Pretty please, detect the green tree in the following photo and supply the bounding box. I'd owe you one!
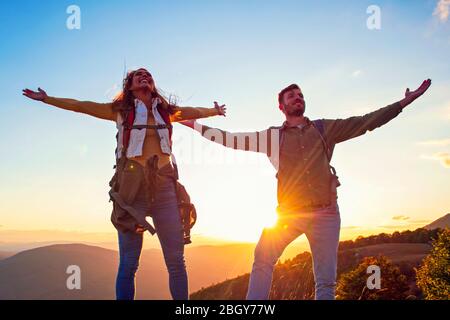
[336,256,409,300]
[416,229,450,300]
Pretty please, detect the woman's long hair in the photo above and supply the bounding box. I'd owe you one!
[111,69,176,115]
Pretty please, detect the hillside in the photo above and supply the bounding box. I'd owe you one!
[0,251,16,261]
[190,227,441,300]
[0,215,446,299]
[424,213,450,230]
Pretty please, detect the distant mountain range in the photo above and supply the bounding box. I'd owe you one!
[0,243,257,299]
[424,213,450,230]
[0,214,447,300]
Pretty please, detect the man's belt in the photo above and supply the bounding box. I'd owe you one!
[303,203,332,211]
[278,202,334,215]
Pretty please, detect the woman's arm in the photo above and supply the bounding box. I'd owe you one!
[169,101,226,122]
[23,88,116,121]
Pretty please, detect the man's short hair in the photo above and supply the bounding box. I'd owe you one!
[278,84,300,106]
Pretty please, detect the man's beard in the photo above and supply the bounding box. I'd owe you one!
[287,107,305,117]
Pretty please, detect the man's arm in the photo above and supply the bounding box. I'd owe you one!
[323,79,432,144]
[322,101,404,144]
[23,88,116,121]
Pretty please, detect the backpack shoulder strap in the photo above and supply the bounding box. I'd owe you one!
[156,103,173,140]
[118,106,136,160]
[312,119,331,162]
[312,119,325,137]
[312,119,338,176]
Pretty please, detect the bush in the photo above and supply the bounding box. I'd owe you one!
[416,229,450,300]
[336,255,409,300]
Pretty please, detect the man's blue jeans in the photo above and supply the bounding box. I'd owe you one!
[246,205,341,300]
[116,177,188,300]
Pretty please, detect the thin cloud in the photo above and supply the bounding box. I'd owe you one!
[421,152,450,168]
[378,220,431,230]
[351,70,362,78]
[377,225,409,230]
[392,215,410,221]
[417,138,450,146]
[435,152,450,167]
[434,0,450,22]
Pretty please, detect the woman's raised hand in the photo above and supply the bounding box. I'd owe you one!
[214,101,227,116]
[22,87,48,101]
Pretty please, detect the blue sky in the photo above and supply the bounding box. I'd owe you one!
[0,0,449,242]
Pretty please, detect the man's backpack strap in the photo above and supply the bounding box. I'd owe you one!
[312,119,325,137]
[312,119,338,177]
[312,119,331,162]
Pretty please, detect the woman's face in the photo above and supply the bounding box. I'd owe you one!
[129,68,155,92]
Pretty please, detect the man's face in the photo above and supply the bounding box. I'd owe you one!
[281,88,306,117]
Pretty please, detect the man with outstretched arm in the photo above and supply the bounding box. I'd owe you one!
[181,79,432,300]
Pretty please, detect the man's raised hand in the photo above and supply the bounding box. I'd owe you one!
[400,79,432,108]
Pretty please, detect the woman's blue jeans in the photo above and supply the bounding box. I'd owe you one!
[115,176,188,300]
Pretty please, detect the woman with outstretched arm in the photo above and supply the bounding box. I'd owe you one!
[23,68,226,300]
